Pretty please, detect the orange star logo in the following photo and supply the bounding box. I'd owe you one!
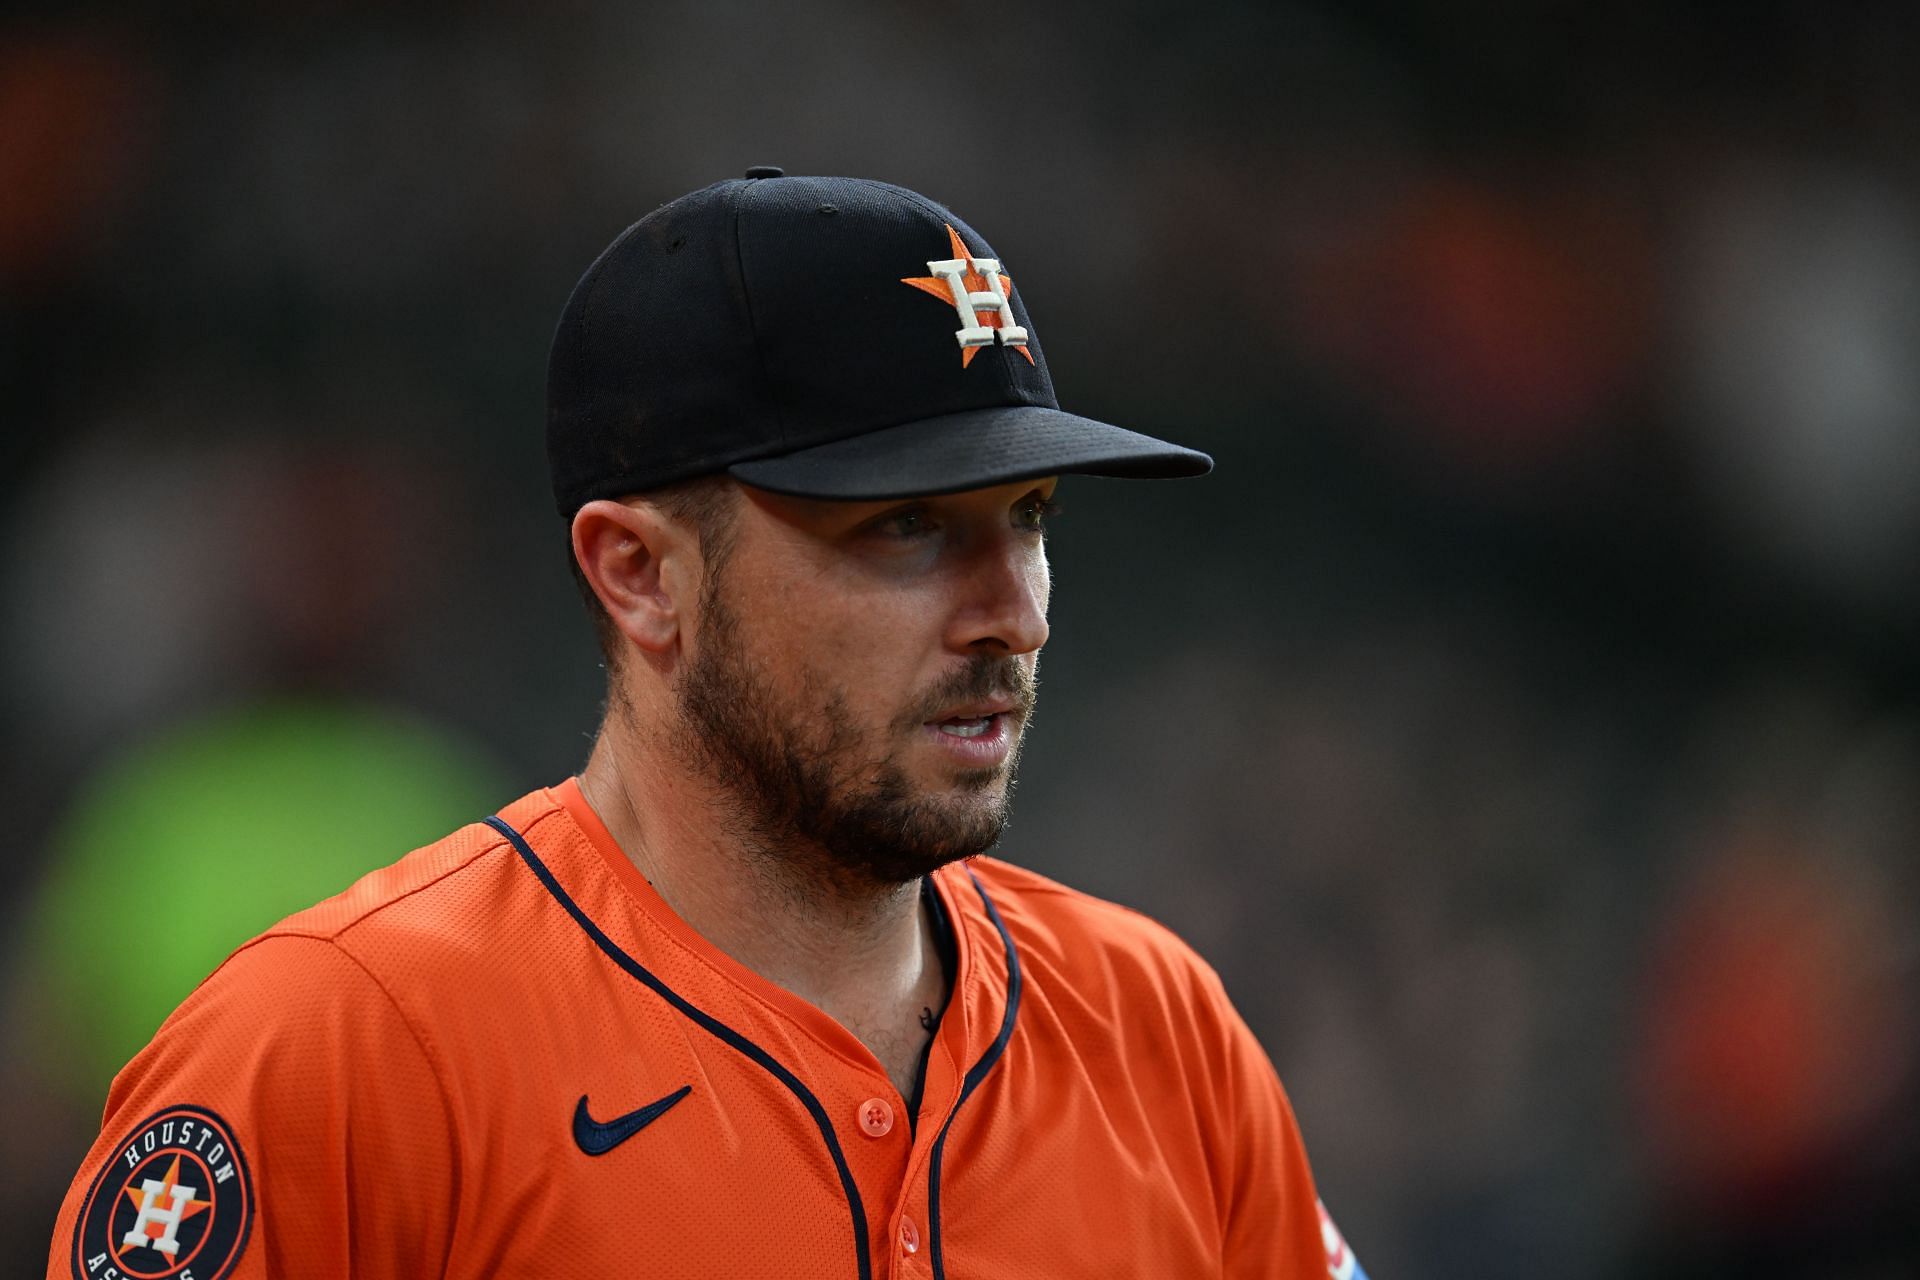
[901,224,1036,368]
[116,1153,212,1262]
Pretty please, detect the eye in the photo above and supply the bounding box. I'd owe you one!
[870,504,937,539]
[1013,494,1063,535]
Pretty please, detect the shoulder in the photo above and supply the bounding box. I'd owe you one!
[139,806,542,1076]
[255,814,523,949]
[203,798,560,1006]
[962,856,1235,1024]
[966,856,1220,970]
[86,806,563,1162]
[957,858,1322,1238]
[77,936,465,1280]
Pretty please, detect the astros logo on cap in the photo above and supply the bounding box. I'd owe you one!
[901,224,1036,367]
[70,1105,254,1280]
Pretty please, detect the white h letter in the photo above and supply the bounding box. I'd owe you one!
[122,1178,200,1256]
[925,255,1028,350]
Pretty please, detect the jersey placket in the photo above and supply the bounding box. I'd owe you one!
[901,866,1022,1280]
[844,866,983,1278]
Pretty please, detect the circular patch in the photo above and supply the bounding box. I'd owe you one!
[70,1105,254,1280]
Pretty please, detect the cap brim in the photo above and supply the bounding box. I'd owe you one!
[726,405,1212,500]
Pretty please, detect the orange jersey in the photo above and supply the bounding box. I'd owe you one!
[50,780,1350,1279]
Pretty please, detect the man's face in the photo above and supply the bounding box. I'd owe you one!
[667,478,1057,888]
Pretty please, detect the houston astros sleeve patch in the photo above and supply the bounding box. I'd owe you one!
[69,1105,254,1280]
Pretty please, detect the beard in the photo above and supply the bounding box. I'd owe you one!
[668,579,1036,889]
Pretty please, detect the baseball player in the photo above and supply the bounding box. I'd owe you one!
[49,170,1368,1279]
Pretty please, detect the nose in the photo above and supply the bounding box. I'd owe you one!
[948,534,1050,657]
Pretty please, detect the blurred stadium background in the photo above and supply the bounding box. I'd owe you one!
[4,2,1918,1275]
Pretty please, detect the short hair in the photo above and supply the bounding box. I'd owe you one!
[566,474,740,676]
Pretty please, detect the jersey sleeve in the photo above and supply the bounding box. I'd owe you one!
[1196,967,1351,1279]
[46,934,458,1280]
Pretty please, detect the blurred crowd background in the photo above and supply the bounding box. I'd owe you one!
[5,2,1918,1276]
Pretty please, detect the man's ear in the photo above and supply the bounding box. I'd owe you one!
[571,499,696,655]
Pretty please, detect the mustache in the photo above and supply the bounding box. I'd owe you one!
[899,654,1037,729]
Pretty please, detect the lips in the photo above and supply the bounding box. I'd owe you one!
[927,701,1018,739]
[934,714,998,739]
[907,656,1035,761]
[921,708,1015,765]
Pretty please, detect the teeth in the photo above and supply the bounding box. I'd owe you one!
[938,717,991,739]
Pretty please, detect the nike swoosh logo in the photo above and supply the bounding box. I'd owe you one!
[573,1085,692,1156]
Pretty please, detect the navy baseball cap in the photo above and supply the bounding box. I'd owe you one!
[545,168,1212,515]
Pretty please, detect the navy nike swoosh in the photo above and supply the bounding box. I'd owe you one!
[573,1085,692,1156]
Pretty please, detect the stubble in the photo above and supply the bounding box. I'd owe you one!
[669,579,1037,890]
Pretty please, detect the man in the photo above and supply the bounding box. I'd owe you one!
[49,170,1366,1279]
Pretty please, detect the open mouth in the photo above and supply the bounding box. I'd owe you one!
[934,714,998,739]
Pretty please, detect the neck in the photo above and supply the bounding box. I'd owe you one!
[576,715,944,1045]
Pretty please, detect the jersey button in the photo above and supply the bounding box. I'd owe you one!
[899,1215,920,1255]
[857,1097,894,1138]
